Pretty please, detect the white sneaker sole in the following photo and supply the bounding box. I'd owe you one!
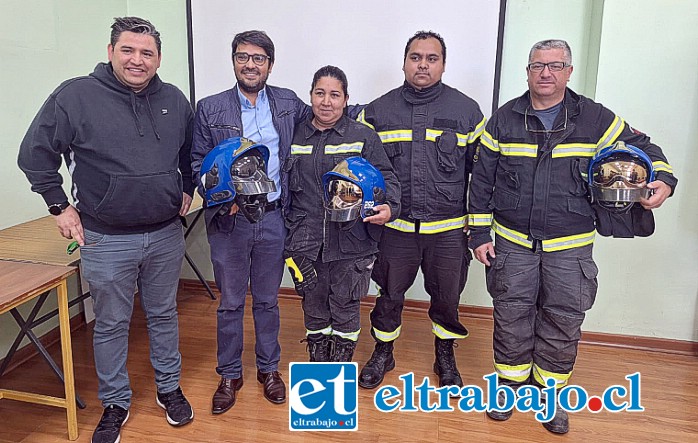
[156,395,194,426]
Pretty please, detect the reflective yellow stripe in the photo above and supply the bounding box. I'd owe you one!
[469,117,487,144]
[373,325,401,342]
[291,144,313,155]
[385,218,416,232]
[333,329,361,342]
[425,126,483,147]
[542,230,595,252]
[652,161,673,174]
[500,143,538,157]
[325,142,364,154]
[285,257,304,282]
[481,130,499,153]
[532,364,572,388]
[494,361,533,383]
[357,109,374,130]
[492,220,533,248]
[425,128,443,142]
[493,220,596,252]
[379,130,412,143]
[552,143,597,158]
[386,216,466,234]
[306,326,333,336]
[419,216,466,234]
[432,322,468,339]
[468,213,493,227]
[596,115,625,149]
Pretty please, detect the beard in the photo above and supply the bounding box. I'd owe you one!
[236,68,268,95]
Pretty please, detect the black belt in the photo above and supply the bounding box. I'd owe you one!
[264,199,282,212]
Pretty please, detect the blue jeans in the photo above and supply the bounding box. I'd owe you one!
[207,209,285,378]
[80,220,185,409]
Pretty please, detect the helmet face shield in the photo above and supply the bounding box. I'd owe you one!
[588,141,655,210]
[322,157,387,222]
[231,152,276,195]
[326,178,363,222]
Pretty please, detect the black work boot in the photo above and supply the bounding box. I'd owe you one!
[301,333,334,362]
[433,337,463,387]
[486,380,524,421]
[542,394,569,434]
[331,336,357,362]
[358,340,395,389]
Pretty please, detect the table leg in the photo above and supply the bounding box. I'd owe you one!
[57,279,78,441]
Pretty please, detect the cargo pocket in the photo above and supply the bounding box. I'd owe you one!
[435,131,459,172]
[339,222,369,254]
[485,252,509,300]
[350,256,375,300]
[571,158,590,196]
[283,156,303,192]
[579,257,599,311]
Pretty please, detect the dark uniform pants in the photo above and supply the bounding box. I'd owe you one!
[302,254,375,340]
[370,227,470,342]
[487,236,599,386]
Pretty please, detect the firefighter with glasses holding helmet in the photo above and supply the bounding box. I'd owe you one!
[284,66,400,362]
[467,39,677,434]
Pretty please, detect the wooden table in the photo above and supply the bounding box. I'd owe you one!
[0,260,78,440]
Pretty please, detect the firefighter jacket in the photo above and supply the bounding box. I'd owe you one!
[358,81,485,234]
[284,115,401,262]
[467,88,678,252]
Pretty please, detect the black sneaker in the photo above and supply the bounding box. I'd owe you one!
[156,386,194,426]
[92,405,129,443]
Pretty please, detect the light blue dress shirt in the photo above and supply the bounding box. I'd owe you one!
[237,87,281,202]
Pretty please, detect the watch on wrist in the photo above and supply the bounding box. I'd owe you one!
[48,201,70,216]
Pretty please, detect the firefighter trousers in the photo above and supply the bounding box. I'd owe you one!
[487,236,599,385]
[370,227,470,342]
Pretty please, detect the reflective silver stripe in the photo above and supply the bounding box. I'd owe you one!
[379,130,412,143]
[385,218,416,232]
[324,142,364,154]
[596,115,625,149]
[652,161,673,174]
[419,216,466,234]
[306,326,333,336]
[532,363,571,388]
[291,144,313,155]
[481,130,499,152]
[357,109,374,130]
[492,220,533,248]
[552,143,597,158]
[373,325,401,342]
[333,329,360,342]
[500,143,538,157]
[494,361,532,383]
[432,322,468,339]
[542,230,595,252]
[468,213,493,227]
[469,117,487,143]
[425,128,443,142]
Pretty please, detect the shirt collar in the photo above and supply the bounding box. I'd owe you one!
[236,85,268,108]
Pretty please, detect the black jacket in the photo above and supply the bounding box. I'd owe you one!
[285,115,401,262]
[18,62,194,234]
[468,89,678,250]
[358,81,485,233]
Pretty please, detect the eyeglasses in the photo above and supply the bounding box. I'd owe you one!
[527,61,570,72]
[233,52,270,66]
[524,106,568,133]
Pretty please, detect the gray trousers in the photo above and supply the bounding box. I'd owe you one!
[487,236,598,384]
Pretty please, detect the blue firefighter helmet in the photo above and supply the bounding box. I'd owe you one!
[199,137,276,222]
[588,140,655,212]
[322,156,386,222]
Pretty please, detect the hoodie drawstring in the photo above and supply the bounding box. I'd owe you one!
[130,93,144,136]
[145,93,161,140]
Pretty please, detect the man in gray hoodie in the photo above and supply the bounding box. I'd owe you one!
[18,16,194,443]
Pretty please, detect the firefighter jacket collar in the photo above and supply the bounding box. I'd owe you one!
[300,112,349,139]
[401,80,444,104]
[511,88,583,122]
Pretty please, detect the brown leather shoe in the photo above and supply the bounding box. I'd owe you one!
[212,376,243,414]
[256,370,286,404]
